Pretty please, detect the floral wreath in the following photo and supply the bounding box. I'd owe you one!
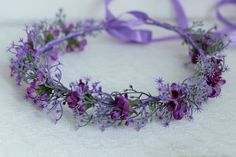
[8,0,229,131]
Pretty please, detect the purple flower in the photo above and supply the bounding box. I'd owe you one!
[61,23,74,33]
[26,71,49,100]
[10,59,17,77]
[190,49,200,64]
[165,83,188,120]
[50,52,59,61]
[78,79,87,92]
[27,81,38,99]
[166,100,188,120]
[66,45,75,52]
[207,69,226,97]
[26,81,51,100]
[60,22,88,53]
[69,80,88,93]
[65,39,88,52]
[202,36,211,50]
[169,83,182,99]
[190,35,212,64]
[79,39,87,51]
[49,26,60,36]
[66,91,79,108]
[111,94,131,120]
[37,70,45,82]
[65,91,85,112]
[206,58,226,97]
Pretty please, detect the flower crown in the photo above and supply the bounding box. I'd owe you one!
[8,1,229,131]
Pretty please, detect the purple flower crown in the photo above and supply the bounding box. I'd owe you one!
[8,9,229,131]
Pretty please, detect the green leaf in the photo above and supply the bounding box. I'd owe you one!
[83,93,95,109]
[67,38,80,47]
[35,85,52,96]
[45,32,55,44]
[129,99,139,107]
[24,54,35,62]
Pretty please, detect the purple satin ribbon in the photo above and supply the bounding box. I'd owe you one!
[216,0,236,45]
[39,0,235,55]
[171,0,188,28]
[105,0,236,45]
[104,0,188,44]
[105,0,153,43]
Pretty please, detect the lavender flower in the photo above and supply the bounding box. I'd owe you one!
[160,83,188,120]
[111,94,131,120]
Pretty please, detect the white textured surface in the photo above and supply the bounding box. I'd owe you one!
[0,22,236,157]
[0,0,235,23]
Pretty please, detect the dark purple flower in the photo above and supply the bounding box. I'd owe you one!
[26,80,52,100]
[165,83,188,120]
[173,103,188,120]
[206,58,226,97]
[66,91,80,108]
[61,23,74,33]
[190,49,200,64]
[166,100,188,120]
[49,26,60,36]
[111,94,131,120]
[170,83,182,99]
[78,80,86,92]
[202,36,211,50]
[66,91,85,112]
[190,35,212,64]
[207,71,226,97]
[67,79,89,109]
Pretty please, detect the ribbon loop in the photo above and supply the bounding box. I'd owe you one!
[104,0,153,43]
[216,0,236,45]
[216,0,236,29]
[104,0,188,44]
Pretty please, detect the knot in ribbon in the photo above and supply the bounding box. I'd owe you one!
[104,0,188,44]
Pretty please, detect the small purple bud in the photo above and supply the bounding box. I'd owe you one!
[66,91,81,109]
[79,39,87,51]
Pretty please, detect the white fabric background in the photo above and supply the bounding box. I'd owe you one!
[0,22,236,157]
[0,0,235,23]
[0,1,236,157]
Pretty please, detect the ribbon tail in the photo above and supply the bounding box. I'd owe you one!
[152,35,181,42]
[105,0,115,20]
[215,0,236,46]
[216,0,236,28]
[171,0,188,28]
